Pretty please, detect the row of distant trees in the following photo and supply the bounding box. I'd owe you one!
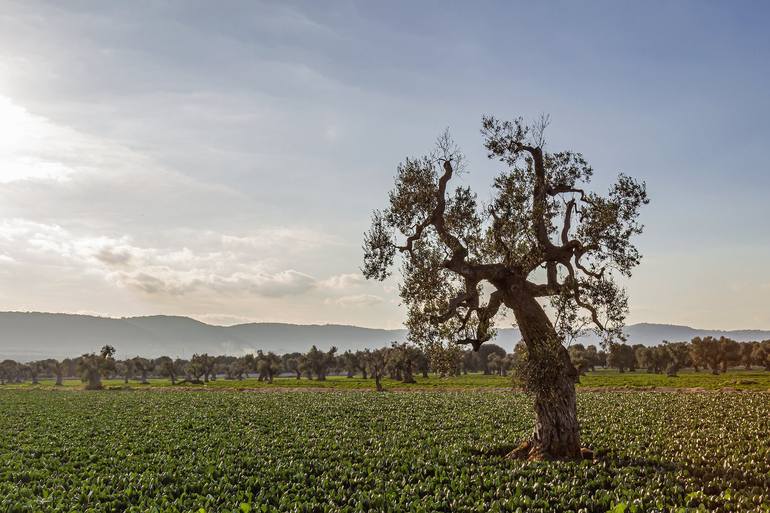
[598,337,770,376]
[0,342,512,391]
[1,337,768,390]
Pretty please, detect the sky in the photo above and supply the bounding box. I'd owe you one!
[0,0,768,330]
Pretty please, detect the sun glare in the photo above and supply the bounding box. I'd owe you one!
[0,95,74,183]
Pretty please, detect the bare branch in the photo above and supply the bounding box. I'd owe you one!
[531,113,551,149]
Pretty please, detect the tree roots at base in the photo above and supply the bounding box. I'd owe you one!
[505,440,595,462]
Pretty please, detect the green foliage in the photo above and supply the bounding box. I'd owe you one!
[363,117,648,360]
[511,338,570,393]
[0,390,768,512]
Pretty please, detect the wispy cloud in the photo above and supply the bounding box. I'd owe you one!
[325,294,383,307]
[318,273,365,290]
[0,219,322,298]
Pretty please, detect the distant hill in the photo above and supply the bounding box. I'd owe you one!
[621,323,770,347]
[0,312,768,361]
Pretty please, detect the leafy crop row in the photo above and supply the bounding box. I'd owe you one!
[0,390,767,512]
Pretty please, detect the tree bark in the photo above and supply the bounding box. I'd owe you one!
[86,370,102,390]
[506,288,581,460]
[530,363,581,460]
[402,365,416,384]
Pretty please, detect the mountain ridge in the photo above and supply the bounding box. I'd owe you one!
[1,311,768,361]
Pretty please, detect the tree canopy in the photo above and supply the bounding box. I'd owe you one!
[364,116,648,356]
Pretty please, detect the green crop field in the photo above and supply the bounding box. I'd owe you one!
[0,390,768,512]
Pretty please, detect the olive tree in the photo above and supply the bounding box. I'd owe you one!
[77,345,116,390]
[607,343,636,373]
[155,356,181,384]
[256,351,282,383]
[0,360,21,384]
[28,361,47,384]
[190,353,216,383]
[340,350,359,378]
[567,344,592,375]
[366,348,388,392]
[284,356,303,379]
[363,116,648,460]
[186,355,206,383]
[131,357,153,384]
[303,345,337,381]
[352,351,368,379]
[387,342,420,383]
[691,336,721,374]
[718,337,741,372]
[752,340,770,370]
[740,342,757,370]
[47,359,66,386]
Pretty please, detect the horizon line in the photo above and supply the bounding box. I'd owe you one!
[2,310,770,333]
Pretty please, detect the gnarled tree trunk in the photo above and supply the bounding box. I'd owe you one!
[402,364,416,384]
[85,370,102,390]
[507,289,581,461]
[529,349,581,460]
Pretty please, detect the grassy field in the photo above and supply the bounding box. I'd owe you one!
[0,390,768,512]
[9,368,770,391]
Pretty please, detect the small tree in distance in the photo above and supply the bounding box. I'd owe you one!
[752,341,770,370]
[607,343,636,373]
[303,345,337,381]
[367,348,388,392]
[363,116,648,460]
[690,337,721,375]
[78,345,116,390]
[47,359,65,386]
[156,356,180,385]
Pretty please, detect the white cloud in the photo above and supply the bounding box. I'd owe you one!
[108,269,315,297]
[220,228,341,253]
[0,218,319,298]
[194,313,258,326]
[318,272,364,290]
[325,294,383,307]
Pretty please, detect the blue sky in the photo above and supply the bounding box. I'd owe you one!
[0,1,768,329]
